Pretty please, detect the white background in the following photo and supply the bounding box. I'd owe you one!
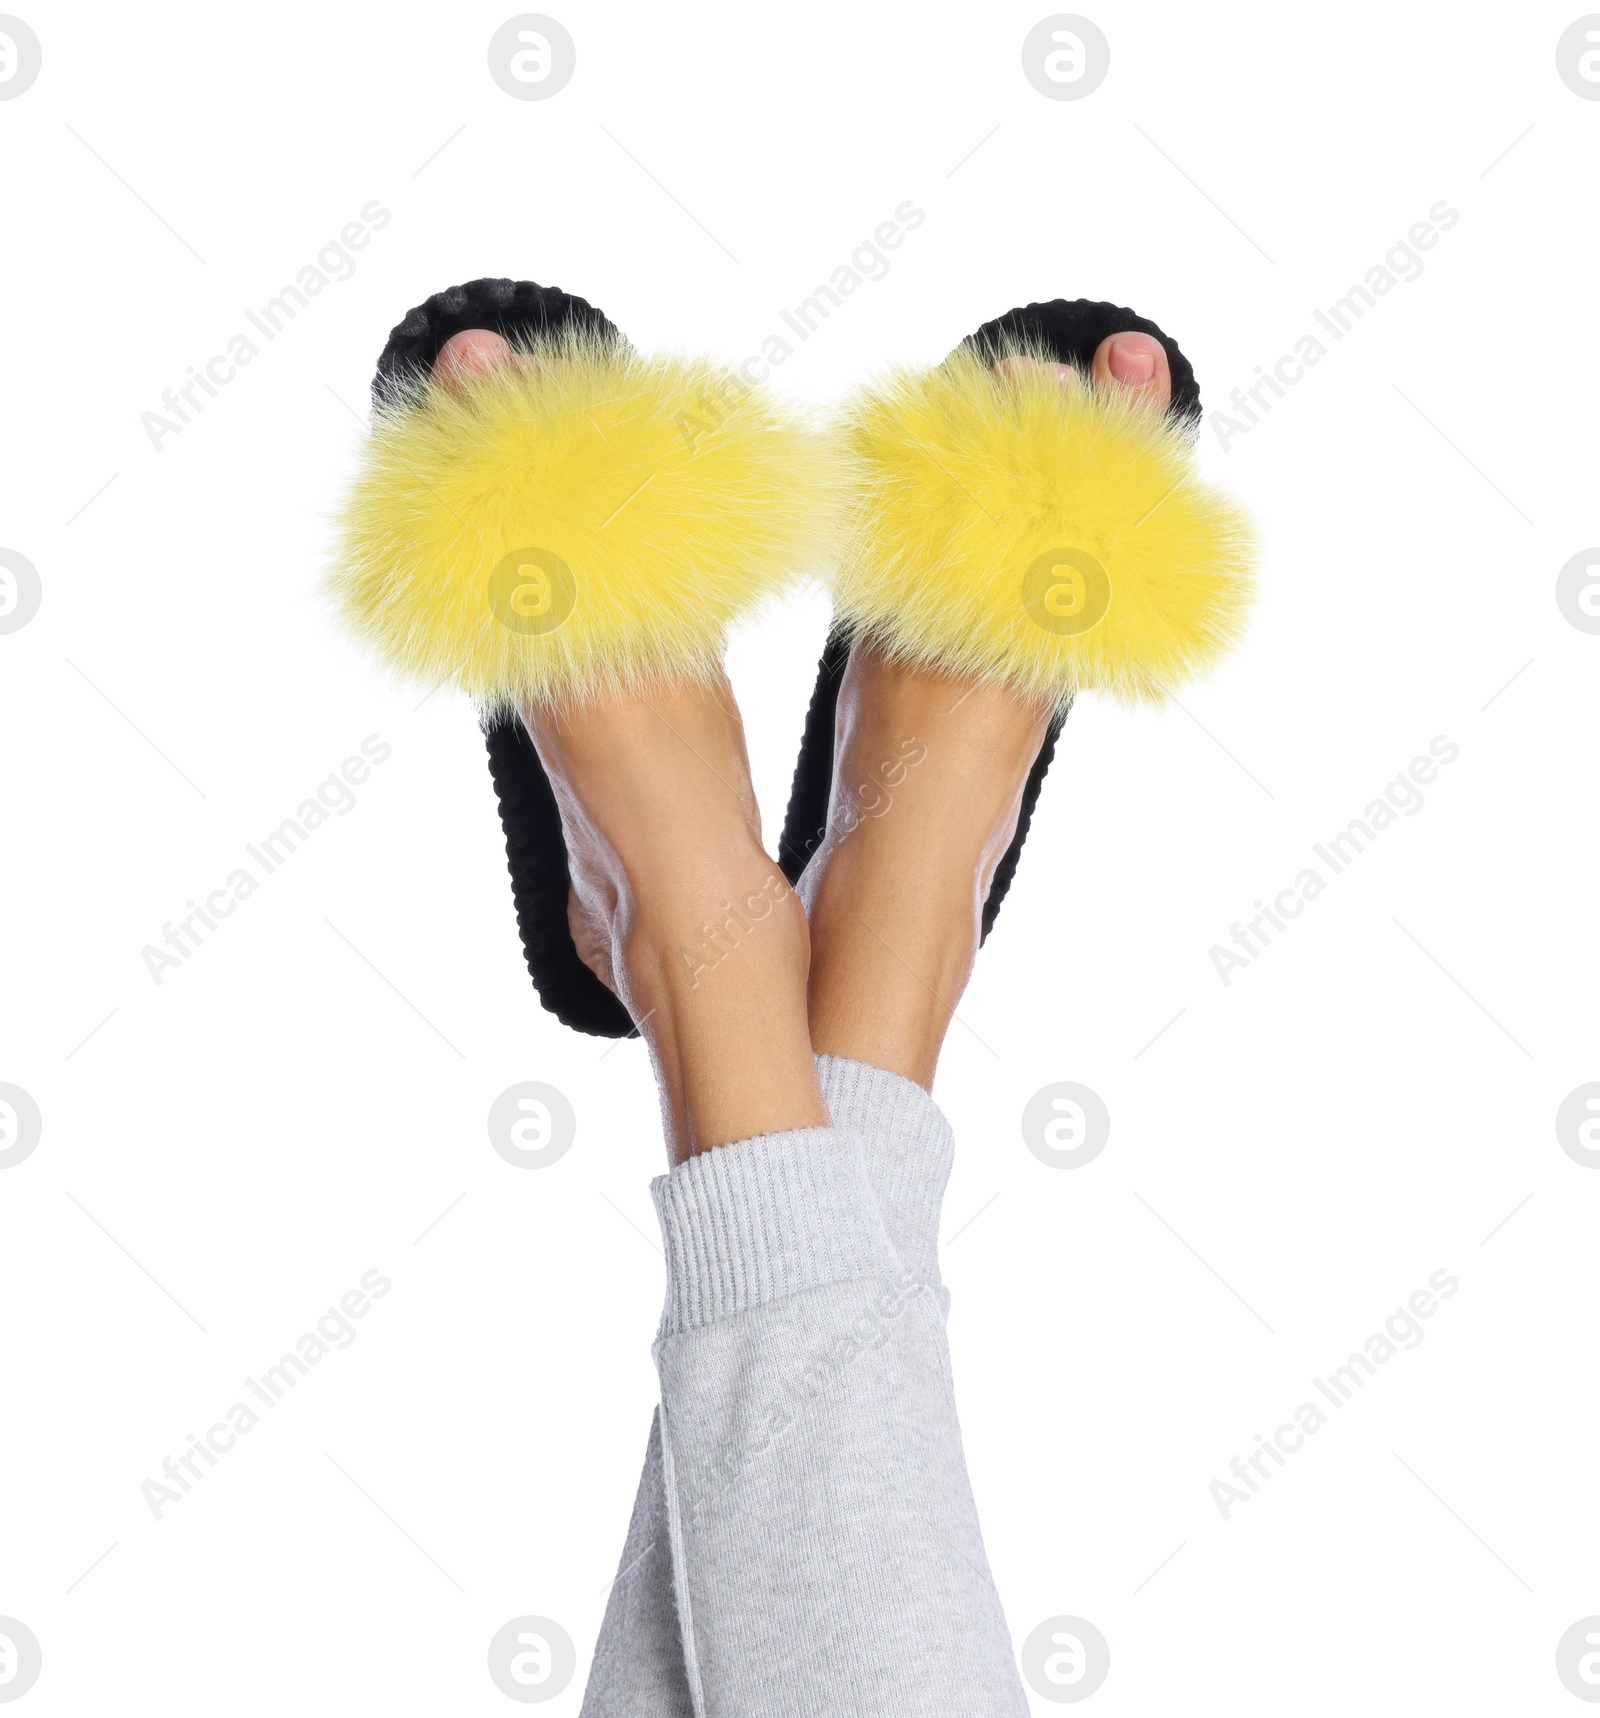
[2,1,1597,1711]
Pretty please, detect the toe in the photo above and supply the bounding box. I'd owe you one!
[993,355,1080,388]
[432,327,513,391]
[1090,331,1171,412]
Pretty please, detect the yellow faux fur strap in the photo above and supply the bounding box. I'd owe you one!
[329,333,835,712]
[831,346,1258,708]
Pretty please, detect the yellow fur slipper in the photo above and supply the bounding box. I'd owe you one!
[330,277,834,1037]
[332,336,831,715]
[831,339,1255,711]
[779,296,1257,939]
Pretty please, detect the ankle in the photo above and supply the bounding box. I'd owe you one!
[628,858,808,999]
[627,886,827,1158]
[807,814,995,921]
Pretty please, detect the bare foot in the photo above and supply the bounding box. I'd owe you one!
[524,676,826,1161]
[530,674,768,1015]
[799,649,1051,1089]
[428,331,827,1161]
[800,330,1172,1089]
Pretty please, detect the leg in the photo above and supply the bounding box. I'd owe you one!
[524,664,1021,1715]
[584,330,1177,1715]
[532,667,1025,1712]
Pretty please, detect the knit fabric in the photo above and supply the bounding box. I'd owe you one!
[581,1069,1024,1716]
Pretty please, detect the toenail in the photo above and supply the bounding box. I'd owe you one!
[1108,337,1157,387]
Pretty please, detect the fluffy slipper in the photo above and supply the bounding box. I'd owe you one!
[331,277,833,1036]
[780,297,1256,935]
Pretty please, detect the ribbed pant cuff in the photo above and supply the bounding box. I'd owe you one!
[651,1126,896,1335]
[816,1055,954,1288]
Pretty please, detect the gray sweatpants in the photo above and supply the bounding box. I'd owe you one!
[581,1056,1027,1716]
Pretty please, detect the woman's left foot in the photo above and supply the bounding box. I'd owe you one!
[800,328,1173,1088]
